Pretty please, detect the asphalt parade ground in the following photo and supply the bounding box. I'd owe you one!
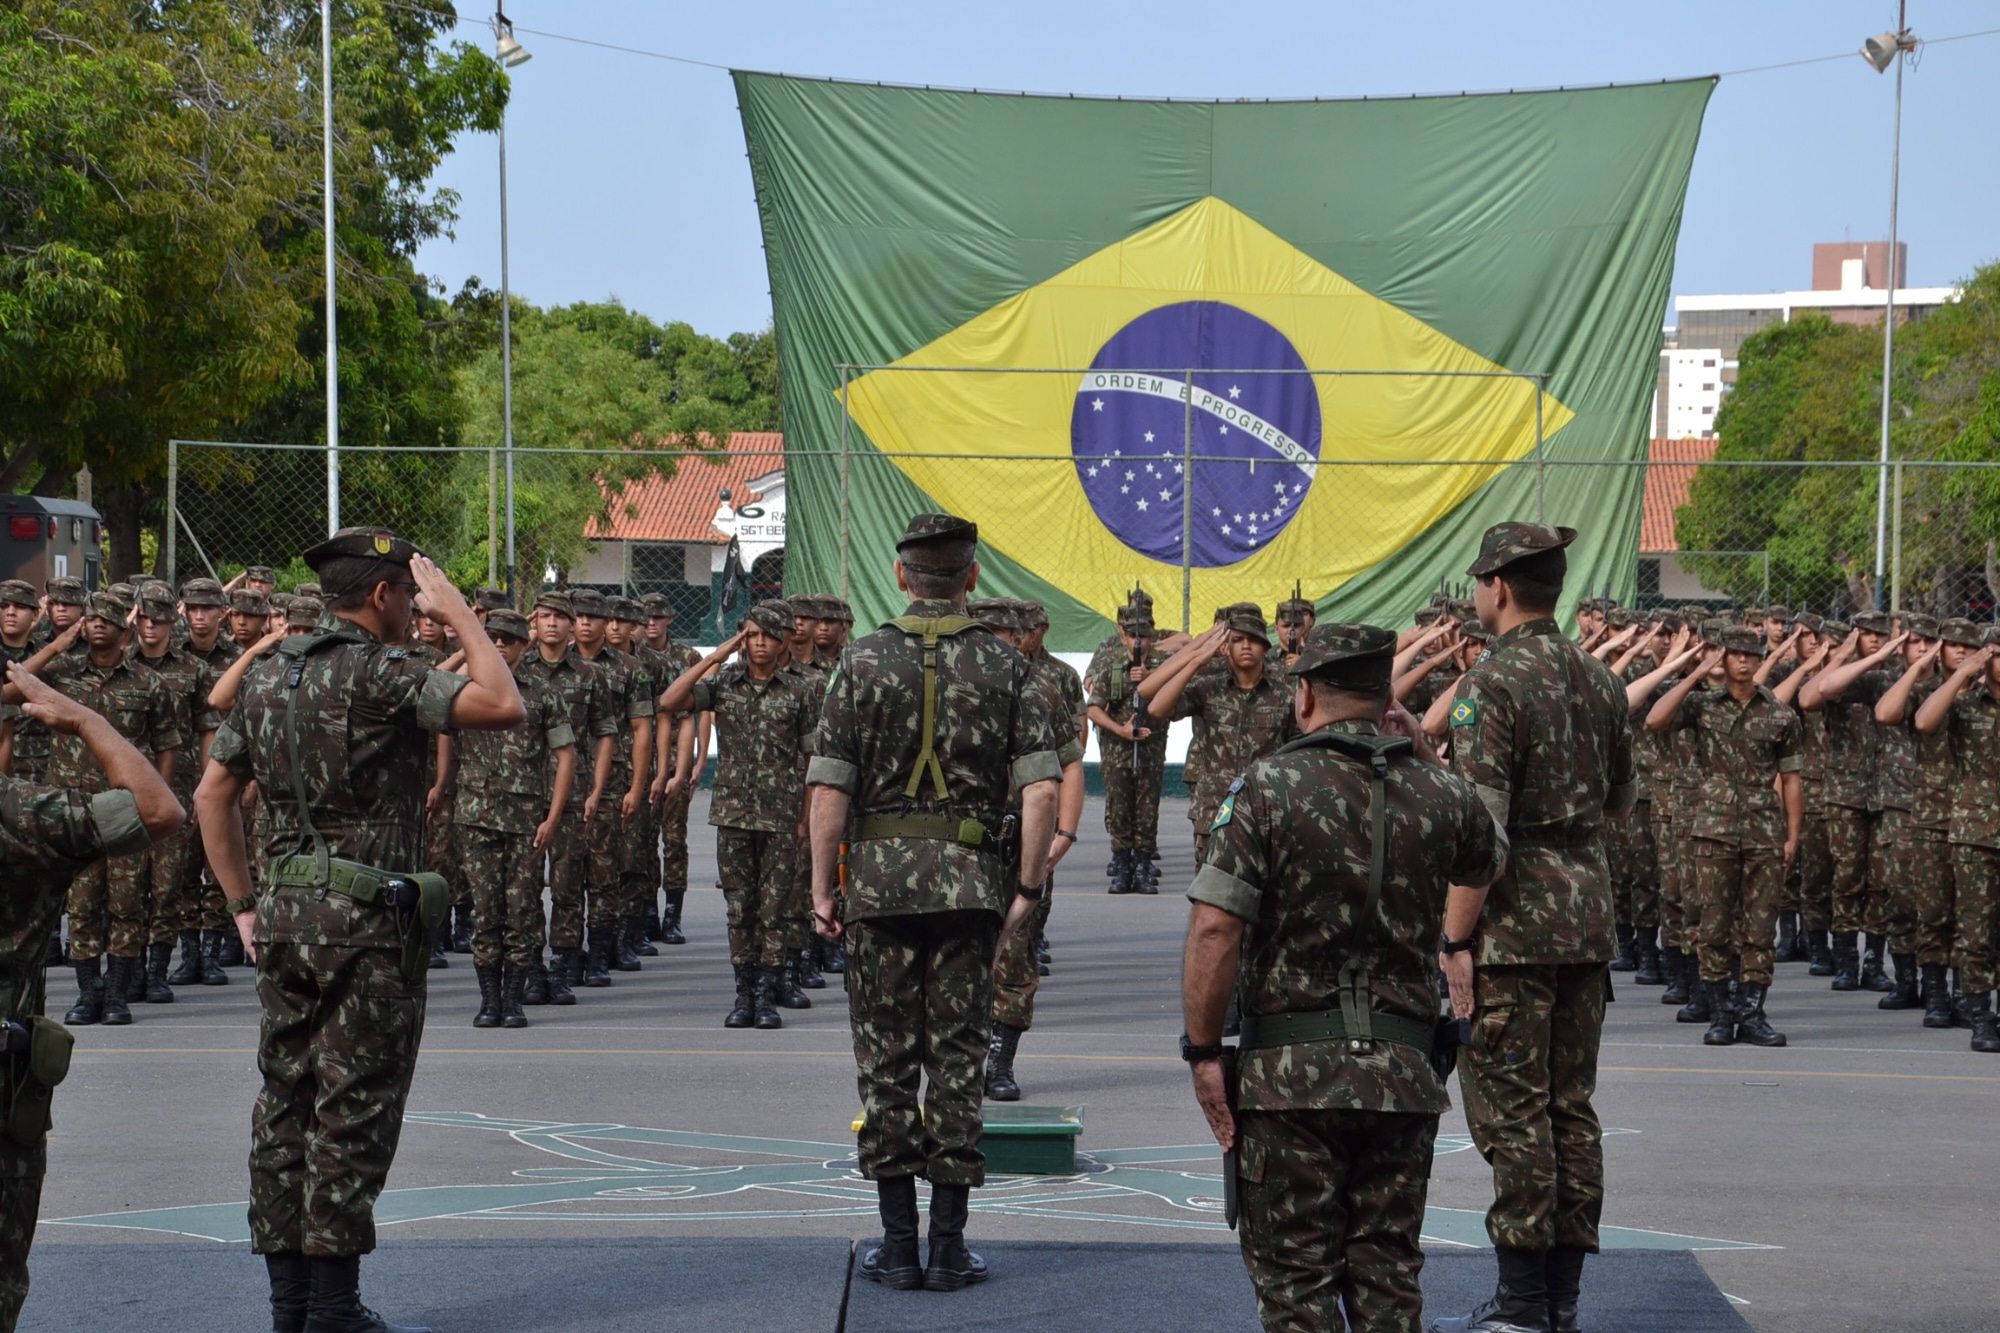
[26,795,1999,1332]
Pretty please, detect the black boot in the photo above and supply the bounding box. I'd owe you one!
[472,964,503,1029]
[426,943,448,971]
[661,891,687,945]
[1136,856,1159,895]
[1674,953,1709,1024]
[1829,931,1860,990]
[822,937,847,974]
[450,903,473,955]
[546,951,577,1006]
[1734,982,1787,1047]
[200,929,230,985]
[1878,953,1921,1010]
[1609,924,1637,972]
[168,930,203,986]
[1806,927,1835,976]
[44,930,64,969]
[1544,1245,1585,1333]
[776,956,813,1010]
[1658,945,1689,1006]
[857,1176,923,1289]
[723,963,755,1029]
[643,902,665,943]
[798,945,826,989]
[583,927,613,987]
[613,916,643,971]
[1107,849,1134,894]
[1427,1245,1552,1333]
[521,953,549,1006]
[1922,963,1955,1029]
[218,929,246,968]
[100,955,134,1025]
[923,1182,989,1291]
[142,941,175,1003]
[753,965,784,1029]
[1632,931,1664,985]
[633,907,659,957]
[1970,994,2000,1055]
[1859,934,1894,992]
[125,948,149,1004]
[1951,970,1974,1028]
[500,963,528,1029]
[985,1023,1023,1102]
[267,1252,311,1333]
[1701,979,1736,1046]
[63,958,104,1026]
[302,1254,430,1333]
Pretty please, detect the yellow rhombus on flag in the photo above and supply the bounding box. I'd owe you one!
[840,196,1573,623]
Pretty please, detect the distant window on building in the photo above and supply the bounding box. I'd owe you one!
[1702,383,1714,391]
[1701,406,1714,414]
[1703,359,1716,367]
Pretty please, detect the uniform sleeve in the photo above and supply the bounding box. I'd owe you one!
[1450,671,1517,828]
[1187,772,1267,922]
[210,711,252,779]
[689,679,718,716]
[1167,673,1208,723]
[1774,708,1803,774]
[797,679,818,759]
[626,664,656,720]
[0,780,150,865]
[1006,657,1062,790]
[1603,670,1639,814]
[189,663,223,736]
[806,658,859,793]
[88,788,153,856]
[1449,779,1509,888]
[362,650,470,735]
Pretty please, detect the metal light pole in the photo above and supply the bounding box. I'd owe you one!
[322,0,340,534]
[1865,11,1916,609]
[495,10,531,595]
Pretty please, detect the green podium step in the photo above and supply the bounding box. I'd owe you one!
[850,1104,1085,1175]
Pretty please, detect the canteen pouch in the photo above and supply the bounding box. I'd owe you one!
[395,872,450,985]
[4,1016,76,1148]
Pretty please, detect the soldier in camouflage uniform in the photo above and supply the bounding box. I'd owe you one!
[31,577,88,652]
[1913,629,2000,1054]
[446,609,575,1030]
[1647,626,1802,1047]
[0,664,181,1333]
[1606,612,1666,983]
[195,527,524,1333]
[1274,589,1317,668]
[1775,614,1839,974]
[1430,523,1636,1333]
[661,599,819,1026]
[1184,623,1505,1333]
[807,514,1059,1293]
[0,583,41,772]
[606,597,663,961]
[1087,604,1169,893]
[1800,614,1888,990]
[167,578,242,987]
[641,591,701,946]
[568,589,655,982]
[230,586,273,650]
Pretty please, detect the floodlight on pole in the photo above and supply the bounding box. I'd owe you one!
[494,5,529,595]
[1865,6,1916,610]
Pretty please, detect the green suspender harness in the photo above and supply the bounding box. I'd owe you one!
[1235,729,1435,1058]
[850,615,1002,849]
[266,632,448,984]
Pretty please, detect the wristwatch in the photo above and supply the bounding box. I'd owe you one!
[1180,1032,1225,1063]
[225,897,258,916]
[1054,829,1078,843]
[1438,932,1475,955]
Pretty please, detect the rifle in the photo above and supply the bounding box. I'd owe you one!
[1128,636,1146,778]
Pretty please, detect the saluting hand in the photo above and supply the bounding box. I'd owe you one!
[9,662,94,735]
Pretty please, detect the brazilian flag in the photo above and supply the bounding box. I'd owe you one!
[737,73,1712,649]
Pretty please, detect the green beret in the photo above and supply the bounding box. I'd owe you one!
[1467,522,1577,579]
[302,527,419,572]
[1286,622,1396,688]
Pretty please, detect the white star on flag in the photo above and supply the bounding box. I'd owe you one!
[1137,499,1149,512]
[1143,431,1155,443]
[1120,485,1129,494]
[1159,489,1170,501]
[1092,399,1103,411]
[1229,385,1241,399]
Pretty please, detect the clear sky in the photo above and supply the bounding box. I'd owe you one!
[413,0,1999,339]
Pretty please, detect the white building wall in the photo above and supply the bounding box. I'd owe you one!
[1665,348,1725,439]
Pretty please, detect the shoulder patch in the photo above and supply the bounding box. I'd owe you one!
[386,649,407,661]
[1450,697,1479,728]
[1209,791,1236,832]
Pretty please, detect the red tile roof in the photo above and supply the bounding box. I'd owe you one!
[585,433,786,542]
[1641,437,1718,553]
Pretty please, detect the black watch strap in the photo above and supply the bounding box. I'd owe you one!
[1438,933,1475,955]
[1180,1033,1225,1063]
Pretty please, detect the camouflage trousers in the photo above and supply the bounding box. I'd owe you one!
[628,801,660,920]
[1826,805,1879,935]
[1610,802,1660,930]
[249,940,424,1256]
[1691,839,1782,985]
[460,824,547,969]
[716,826,793,969]
[1657,813,1697,950]
[65,849,149,960]
[1906,825,1957,967]
[145,825,194,945]
[1872,808,1915,951]
[1650,804,1681,948]
[1101,731,1167,856]
[0,1168,44,1333]
[1950,844,2000,995]
[992,876,1052,1031]
[784,838,814,954]
[846,909,998,1186]
[659,787,692,895]
[425,810,469,910]
[172,822,229,933]
[585,797,646,926]
[1236,1108,1437,1333]
[1794,808,1833,930]
[1459,962,1607,1252]
[546,806,592,951]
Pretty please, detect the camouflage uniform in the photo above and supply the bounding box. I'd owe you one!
[515,613,619,958]
[992,647,1086,1033]
[1167,624,1298,864]
[178,625,244,939]
[208,537,470,1259]
[610,598,663,929]
[0,581,51,786]
[1794,680,1834,934]
[1614,655,1661,937]
[1446,525,1637,1258]
[808,580,1058,1186]
[1085,620,1170,860]
[1943,680,2000,1003]
[1819,659,1883,936]
[0,778,152,1329]
[130,628,222,955]
[1190,680,1506,1332]
[1909,628,1973,971]
[570,593,655,945]
[1859,666,1918,952]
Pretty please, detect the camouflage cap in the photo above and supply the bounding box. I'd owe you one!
[1224,608,1272,643]
[789,593,828,620]
[180,577,228,608]
[1127,587,1156,611]
[1939,618,1984,648]
[1285,622,1396,689]
[533,591,574,620]
[1852,610,1892,635]
[1742,606,1765,624]
[1016,599,1049,630]
[639,592,674,618]
[1605,606,1634,629]
[285,597,324,630]
[1903,611,1941,640]
[965,598,1020,632]
[568,588,609,617]
[293,582,323,599]
[243,565,276,583]
[1792,610,1823,633]
[44,576,88,606]
[1763,604,1790,621]
[106,581,135,601]
[1717,625,1767,658]
[1414,607,1443,626]
[1821,618,1852,639]
[230,588,271,616]
[1114,604,1155,634]
[896,512,977,553]
[1275,598,1316,624]
[87,589,131,622]
[270,592,295,614]
[1984,625,2000,650]
[827,596,854,624]
[0,579,37,609]
[742,599,795,639]
[135,586,177,623]
[1466,521,1577,578]
[301,527,419,572]
[485,608,531,641]
[1448,598,1478,623]
[1699,617,1733,642]
[473,586,511,612]
[607,595,646,624]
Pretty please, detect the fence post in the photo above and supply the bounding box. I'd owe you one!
[838,365,852,602]
[487,447,498,588]
[1181,367,1194,634]
[1891,460,1904,614]
[1533,375,1546,524]
[165,439,178,585]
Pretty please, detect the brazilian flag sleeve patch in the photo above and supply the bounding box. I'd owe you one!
[1210,777,1245,832]
[1450,697,1479,728]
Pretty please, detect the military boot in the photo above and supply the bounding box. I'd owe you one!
[1544,1245,1585,1333]
[1829,931,1860,991]
[301,1255,431,1333]
[1658,945,1689,1006]
[820,934,847,975]
[1969,994,2000,1055]
[1859,934,1894,992]
[63,958,104,1026]
[1773,909,1801,963]
[1950,969,1974,1027]
[1136,856,1160,895]
[1806,928,1836,977]
[267,1252,311,1333]
[857,1176,923,1289]
[1701,979,1736,1046]
[1674,954,1710,1025]
[1426,1245,1552,1333]
[124,949,149,1004]
[583,927,613,987]
[798,945,826,989]
[1734,982,1787,1047]
[1610,923,1638,972]
[985,1023,1023,1102]
[217,929,246,968]
[776,956,813,1010]
[472,964,503,1029]
[613,916,643,971]
[923,1181,989,1291]
[723,963,755,1029]
[1633,931,1664,986]
[450,903,473,954]
[633,907,659,958]
[661,890,687,945]
[143,941,175,1003]
[1035,931,1052,965]
[168,929,203,986]
[100,955,134,1025]
[521,953,549,1006]
[1106,849,1134,894]
[1921,963,1955,1029]
[199,929,230,985]
[500,963,528,1029]
[546,951,577,1006]
[753,965,784,1030]
[643,902,665,943]
[1878,953,1922,1010]
[44,930,64,969]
